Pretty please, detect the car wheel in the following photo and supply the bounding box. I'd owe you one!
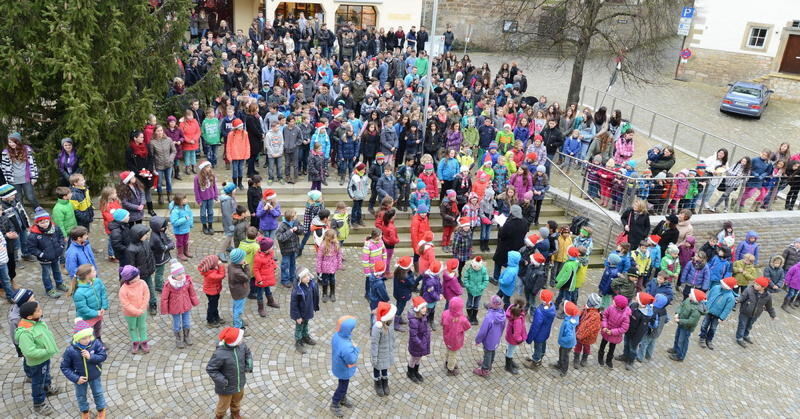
[755,114,761,120]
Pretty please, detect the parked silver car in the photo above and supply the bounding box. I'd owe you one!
[719,81,773,119]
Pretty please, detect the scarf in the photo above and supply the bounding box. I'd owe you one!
[168,276,186,289]
[130,140,149,158]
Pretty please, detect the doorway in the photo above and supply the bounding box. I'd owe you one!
[779,34,800,74]
[275,2,325,23]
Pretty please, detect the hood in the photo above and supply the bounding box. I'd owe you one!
[771,255,785,266]
[131,224,149,242]
[486,307,506,324]
[746,231,758,241]
[717,246,731,260]
[507,251,521,267]
[483,188,495,200]
[311,216,326,227]
[336,316,357,338]
[149,216,168,232]
[539,227,549,238]
[685,236,696,246]
[653,294,669,309]
[447,296,465,316]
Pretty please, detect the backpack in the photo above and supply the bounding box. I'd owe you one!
[570,216,590,236]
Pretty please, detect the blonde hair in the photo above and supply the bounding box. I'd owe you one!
[632,198,647,213]
[68,173,84,185]
[320,230,340,256]
[98,186,117,212]
[67,264,96,297]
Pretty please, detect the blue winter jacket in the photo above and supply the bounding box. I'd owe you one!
[562,136,581,157]
[735,231,760,265]
[557,315,579,348]
[526,303,556,343]
[59,339,107,383]
[255,201,281,231]
[499,251,521,297]
[73,279,109,320]
[338,136,360,160]
[376,174,398,200]
[605,251,631,275]
[707,256,732,287]
[705,284,736,320]
[393,270,417,301]
[311,131,331,158]
[478,125,496,148]
[65,240,97,278]
[745,157,772,188]
[290,279,320,320]
[367,274,390,310]
[645,279,675,305]
[437,157,460,181]
[331,316,360,379]
[26,224,65,263]
[169,202,194,235]
[648,246,662,269]
[599,265,619,296]
[680,262,710,291]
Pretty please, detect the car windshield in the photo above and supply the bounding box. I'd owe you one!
[731,86,761,97]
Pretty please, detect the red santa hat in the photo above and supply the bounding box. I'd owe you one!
[218,327,244,347]
[446,258,459,273]
[637,292,655,306]
[470,256,484,270]
[531,252,546,265]
[689,289,707,303]
[396,256,413,270]
[426,260,443,276]
[564,301,580,317]
[120,171,135,184]
[262,189,277,200]
[412,296,427,312]
[567,246,580,258]
[755,276,770,288]
[458,216,471,227]
[721,276,737,290]
[374,301,397,327]
[648,235,661,245]
[524,233,541,247]
[372,260,386,275]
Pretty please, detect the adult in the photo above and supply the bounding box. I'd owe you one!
[55,137,80,187]
[149,125,178,204]
[125,131,157,217]
[675,209,694,243]
[620,199,651,250]
[652,213,679,256]
[699,148,729,211]
[649,146,675,177]
[244,103,264,177]
[1,132,40,208]
[492,205,528,281]
[585,131,614,165]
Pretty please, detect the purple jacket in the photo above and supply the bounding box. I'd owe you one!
[474,307,506,351]
[509,173,532,200]
[785,263,800,290]
[193,176,219,203]
[255,201,281,231]
[446,131,463,149]
[407,312,431,357]
[421,274,442,303]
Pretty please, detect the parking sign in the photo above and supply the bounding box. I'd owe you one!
[681,7,694,18]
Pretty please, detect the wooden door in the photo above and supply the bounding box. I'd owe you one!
[780,34,800,74]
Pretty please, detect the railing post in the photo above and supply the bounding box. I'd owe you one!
[581,85,586,105]
[734,176,747,212]
[648,113,656,138]
[605,222,613,254]
[629,104,636,125]
[567,185,574,214]
[671,122,679,149]
[594,90,600,109]
[697,133,707,161]
[729,145,738,164]
[611,97,617,112]
[766,183,780,211]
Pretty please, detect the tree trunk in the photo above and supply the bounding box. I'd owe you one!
[567,37,591,106]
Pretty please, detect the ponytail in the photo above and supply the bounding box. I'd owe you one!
[67,264,96,297]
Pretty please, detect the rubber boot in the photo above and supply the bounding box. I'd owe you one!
[202,223,209,235]
[573,352,580,369]
[374,379,385,397]
[207,222,214,235]
[413,364,424,382]
[330,282,337,302]
[257,301,267,317]
[147,201,157,217]
[407,365,419,383]
[597,349,605,366]
[266,294,280,308]
[505,357,519,375]
[295,340,306,354]
[322,283,329,303]
[177,246,188,261]
[174,165,182,180]
[184,243,193,258]
[381,377,390,396]
[183,328,193,346]
[580,353,589,367]
[394,318,407,332]
[174,330,185,349]
[184,165,191,175]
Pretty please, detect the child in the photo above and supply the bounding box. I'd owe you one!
[68,174,94,232]
[647,235,663,280]
[554,301,580,377]
[169,194,194,261]
[67,263,109,347]
[290,267,320,354]
[27,209,67,298]
[378,209,399,271]
[636,294,669,362]
[276,209,304,288]
[441,295,471,376]
[410,205,432,266]
[207,327,253,419]
[218,183,239,260]
[370,301,397,397]
[473,295,507,377]
[784,262,800,310]
[586,155,602,199]
[735,231,760,265]
[255,189,281,239]
[763,255,785,293]
[451,217,473,276]
[647,270,676,305]
[331,202,350,248]
[0,235,13,304]
[463,256,489,325]
[623,292,654,370]
[299,190,324,256]
[65,226,97,279]
[504,296,527,375]
[396,156,415,211]
[522,252,548,315]
[392,256,417,332]
[523,289,555,368]
[201,107,222,167]
[407,296,431,383]
[498,251,521,309]
[16,301,59,415]
[194,161,219,235]
[573,293,602,368]
[667,288,705,362]
[698,276,737,350]
[440,189,459,252]
[409,180,430,215]
[330,316,359,417]
[660,243,681,284]
[348,163,369,227]
[118,266,153,356]
[599,253,621,308]
[421,260,444,331]
[52,186,77,241]
[227,249,250,331]
[60,320,108,418]
[253,237,279,317]
[99,186,122,262]
[735,276,776,347]
[316,229,343,303]
[598,295,630,369]
[550,226,573,285]
[418,163,439,200]
[309,142,327,191]
[180,108,201,173]
[361,228,387,298]
[161,260,200,348]
[147,215,173,296]
[631,240,652,279]
[733,253,758,296]
[612,266,639,303]
[679,252,709,300]
[554,247,582,315]
[478,189,496,252]
[199,255,227,327]
[109,209,132,267]
[442,258,463,308]
[493,157,509,194]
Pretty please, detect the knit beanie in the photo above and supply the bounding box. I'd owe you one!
[586,293,602,309]
[170,260,186,276]
[33,208,50,223]
[13,288,33,307]
[607,253,621,266]
[613,295,629,309]
[119,265,140,283]
[72,319,95,343]
[0,184,16,199]
[198,255,220,273]
[223,182,237,194]
[258,237,274,252]
[308,190,322,201]
[112,208,130,222]
[229,248,246,264]
[417,204,429,214]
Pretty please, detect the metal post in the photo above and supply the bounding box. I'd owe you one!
[611,97,617,112]
[648,113,656,138]
[729,145,738,164]
[734,176,746,212]
[421,0,439,139]
[605,223,613,254]
[671,122,679,148]
[594,90,600,109]
[697,133,706,161]
[766,184,780,211]
[629,104,636,125]
[567,185,574,214]
[581,85,587,105]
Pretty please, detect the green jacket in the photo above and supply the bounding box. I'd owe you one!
[462,127,479,148]
[555,259,581,291]
[660,254,681,279]
[611,276,636,301]
[676,298,703,331]
[463,265,489,296]
[52,199,77,239]
[15,319,58,366]
[685,179,699,199]
[238,238,260,276]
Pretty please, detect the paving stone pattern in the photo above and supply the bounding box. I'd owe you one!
[3,175,800,417]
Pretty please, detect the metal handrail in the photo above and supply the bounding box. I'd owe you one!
[546,156,621,227]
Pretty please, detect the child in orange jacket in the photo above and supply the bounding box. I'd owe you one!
[118,265,151,354]
[253,237,279,317]
[198,254,226,327]
[573,293,602,368]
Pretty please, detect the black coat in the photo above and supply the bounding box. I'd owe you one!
[206,343,253,395]
[109,220,131,266]
[652,221,678,256]
[625,303,652,345]
[493,216,528,266]
[125,146,155,189]
[245,114,264,152]
[149,217,174,266]
[126,224,155,278]
[540,126,564,156]
[621,208,650,249]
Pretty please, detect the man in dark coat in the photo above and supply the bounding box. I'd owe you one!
[492,205,529,283]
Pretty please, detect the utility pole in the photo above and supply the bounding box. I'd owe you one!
[421,0,438,139]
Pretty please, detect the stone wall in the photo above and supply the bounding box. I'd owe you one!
[420,0,537,50]
[681,48,774,85]
[764,74,800,102]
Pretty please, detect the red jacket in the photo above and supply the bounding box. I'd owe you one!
[410,214,431,255]
[179,119,201,151]
[101,200,122,234]
[160,276,199,315]
[253,250,277,287]
[419,171,439,197]
[576,307,602,345]
[201,265,226,296]
[380,219,400,247]
[418,243,436,274]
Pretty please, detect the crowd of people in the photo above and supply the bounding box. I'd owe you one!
[2,10,796,419]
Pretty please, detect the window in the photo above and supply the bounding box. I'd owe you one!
[792,20,800,29]
[335,5,376,31]
[747,27,768,48]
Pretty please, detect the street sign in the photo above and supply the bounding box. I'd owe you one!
[677,17,692,36]
[681,7,695,18]
[680,48,692,59]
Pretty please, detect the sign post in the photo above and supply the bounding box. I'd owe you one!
[674,6,694,80]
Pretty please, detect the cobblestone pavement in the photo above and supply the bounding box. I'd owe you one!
[2,217,800,417]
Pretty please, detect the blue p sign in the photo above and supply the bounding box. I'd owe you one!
[681,7,694,18]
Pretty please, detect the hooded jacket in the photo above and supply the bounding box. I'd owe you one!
[206,341,253,395]
[786,263,800,290]
[276,218,304,255]
[708,250,733,287]
[161,275,199,315]
[680,260,710,291]
[27,223,65,263]
[557,314,579,348]
[51,198,77,239]
[255,201,281,232]
[15,319,58,367]
[600,302,631,344]
[149,216,174,266]
[421,273,442,304]
[526,303,556,344]
[370,317,396,370]
[475,306,506,351]
[705,284,736,320]
[407,309,431,356]
[735,231,760,265]
[782,245,800,270]
[109,220,131,265]
[504,306,527,345]
[576,307,601,345]
[290,279,320,320]
[737,285,776,320]
[126,224,156,278]
[169,202,194,236]
[331,317,360,379]
[65,239,97,278]
[498,251,521,297]
[441,297,471,351]
[60,338,107,383]
[675,298,703,331]
[442,271,463,302]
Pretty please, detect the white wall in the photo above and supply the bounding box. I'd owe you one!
[264,0,423,31]
[691,0,797,56]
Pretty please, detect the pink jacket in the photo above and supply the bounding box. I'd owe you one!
[613,137,634,163]
[118,279,150,318]
[600,304,631,344]
[160,276,200,315]
[504,307,527,345]
[442,271,463,302]
[440,296,471,351]
[509,172,532,200]
[361,239,386,275]
[316,244,343,274]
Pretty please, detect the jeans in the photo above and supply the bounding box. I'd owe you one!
[255,285,272,302]
[261,229,276,240]
[232,298,246,328]
[107,239,114,258]
[231,160,245,179]
[698,314,720,342]
[200,199,215,224]
[532,341,547,362]
[298,146,309,172]
[40,261,63,292]
[207,144,219,167]
[351,200,363,224]
[206,294,221,323]
[623,334,640,363]
[24,360,52,405]
[505,344,518,358]
[284,150,298,180]
[338,158,355,177]
[13,182,39,208]
[480,223,492,242]
[637,334,657,361]
[466,293,481,310]
[332,379,349,403]
[171,311,191,331]
[184,150,197,166]
[157,167,173,194]
[481,349,495,370]
[268,155,285,180]
[396,297,408,318]
[671,327,691,360]
[247,154,259,176]
[75,378,106,412]
[0,263,14,300]
[125,313,148,342]
[735,313,756,340]
[280,254,297,285]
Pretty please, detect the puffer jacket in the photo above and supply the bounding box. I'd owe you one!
[526,303,556,343]
[557,314,579,348]
[704,284,736,320]
[600,303,631,344]
[228,262,250,300]
[253,251,277,287]
[201,264,226,296]
[733,259,757,287]
[331,317,360,379]
[64,240,96,278]
[504,307,527,345]
[475,307,506,351]
[126,224,156,278]
[27,224,65,263]
[782,246,800,270]
[576,307,601,345]
[206,342,253,395]
[370,321,396,370]
[108,220,131,265]
[149,216,174,266]
[407,311,431,356]
[441,296,471,351]
[119,278,150,317]
[149,136,177,170]
[60,339,107,383]
[169,202,194,236]
[276,219,304,255]
[73,279,110,320]
[255,201,281,232]
[499,251,521,297]
[121,185,145,223]
[160,276,199,315]
[737,285,776,319]
[69,186,94,226]
[348,172,369,200]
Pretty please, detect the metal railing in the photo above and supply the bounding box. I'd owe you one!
[579,85,760,163]
[554,153,786,214]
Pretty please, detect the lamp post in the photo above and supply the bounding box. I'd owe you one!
[421,0,438,139]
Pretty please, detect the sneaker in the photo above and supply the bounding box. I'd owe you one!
[46,289,61,299]
[737,339,747,348]
[56,283,68,292]
[280,179,286,185]
[33,404,53,416]
[743,336,754,344]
